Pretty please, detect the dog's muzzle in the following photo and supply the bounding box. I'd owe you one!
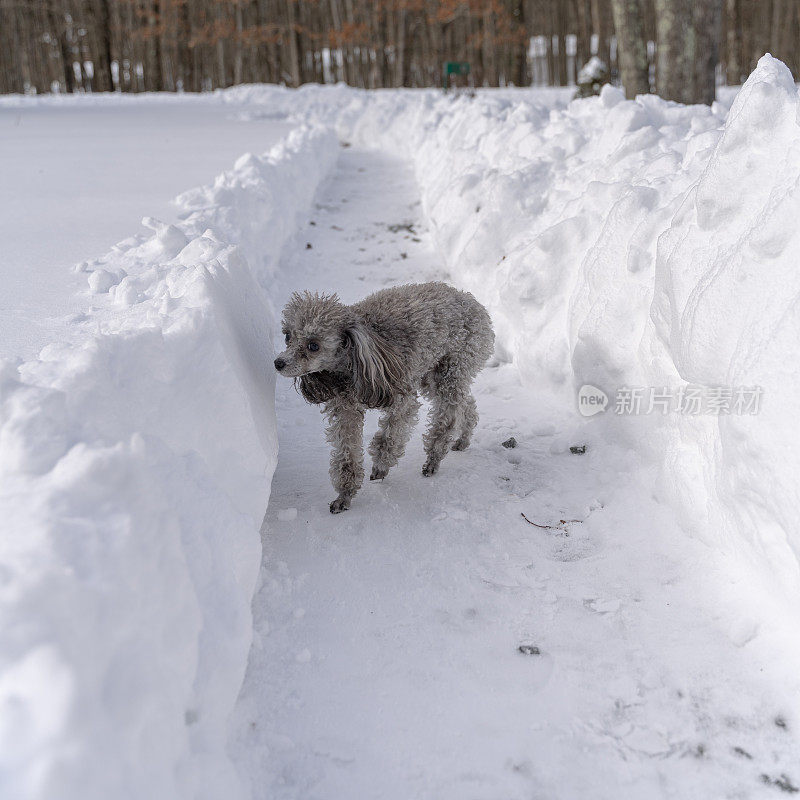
[274,357,286,371]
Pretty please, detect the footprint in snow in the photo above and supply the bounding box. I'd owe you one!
[584,598,621,614]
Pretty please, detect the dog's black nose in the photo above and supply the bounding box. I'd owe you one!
[274,358,286,371]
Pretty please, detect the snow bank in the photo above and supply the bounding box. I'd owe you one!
[342,58,800,605]
[0,125,337,799]
[649,57,800,591]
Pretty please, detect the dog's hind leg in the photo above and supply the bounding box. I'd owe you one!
[368,394,421,480]
[324,397,366,513]
[421,391,461,476]
[421,354,472,476]
[451,392,478,451]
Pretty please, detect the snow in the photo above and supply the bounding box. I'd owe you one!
[0,99,292,360]
[0,124,338,799]
[651,56,800,590]
[3,55,800,800]
[577,55,608,83]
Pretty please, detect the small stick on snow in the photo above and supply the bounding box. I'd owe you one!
[520,512,583,532]
[520,513,558,530]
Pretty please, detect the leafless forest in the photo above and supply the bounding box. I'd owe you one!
[0,0,796,97]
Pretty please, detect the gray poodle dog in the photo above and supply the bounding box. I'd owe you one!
[274,282,494,513]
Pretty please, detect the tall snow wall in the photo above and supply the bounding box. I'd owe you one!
[0,125,338,800]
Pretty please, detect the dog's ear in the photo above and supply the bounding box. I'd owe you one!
[345,322,404,409]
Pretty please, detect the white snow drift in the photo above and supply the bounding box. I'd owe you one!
[0,126,337,799]
[342,57,800,603]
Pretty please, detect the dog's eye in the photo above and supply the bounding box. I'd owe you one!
[307,341,320,352]
[284,333,290,344]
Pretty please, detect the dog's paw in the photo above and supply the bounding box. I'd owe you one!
[370,465,388,481]
[329,494,352,514]
[421,460,439,477]
[451,439,469,451]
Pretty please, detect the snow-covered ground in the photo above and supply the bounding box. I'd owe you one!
[0,98,292,359]
[3,57,800,799]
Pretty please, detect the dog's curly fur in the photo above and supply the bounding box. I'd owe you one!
[274,281,494,513]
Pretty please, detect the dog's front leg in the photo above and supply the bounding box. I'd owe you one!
[324,397,365,513]
[369,394,421,480]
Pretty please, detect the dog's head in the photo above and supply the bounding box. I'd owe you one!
[274,291,405,408]
[274,291,349,378]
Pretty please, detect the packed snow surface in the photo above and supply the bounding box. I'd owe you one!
[3,55,800,799]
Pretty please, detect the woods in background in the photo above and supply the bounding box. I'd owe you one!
[0,0,797,101]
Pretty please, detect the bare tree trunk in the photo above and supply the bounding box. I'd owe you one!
[0,5,12,93]
[47,1,74,93]
[93,0,115,91]
[655,0,722,104]
[216,39,226,88]
[654,0,690,101]
[554,1,568,86]
[754,0,772,70]
[780,1,799,78]
[725,0,742,84]
[482,5,497,85]
[692,0,722,104]
[343,0,358,85]
[178,0,193,90]
[611,0,650,97]
[770,0,783,55]
[510,0,527,85]
[575,0,592,69]
[395,7,406,87]
[285,0,301,86]
[234,1,243,85]
[771,0,796,74]
[143,1,163,91]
